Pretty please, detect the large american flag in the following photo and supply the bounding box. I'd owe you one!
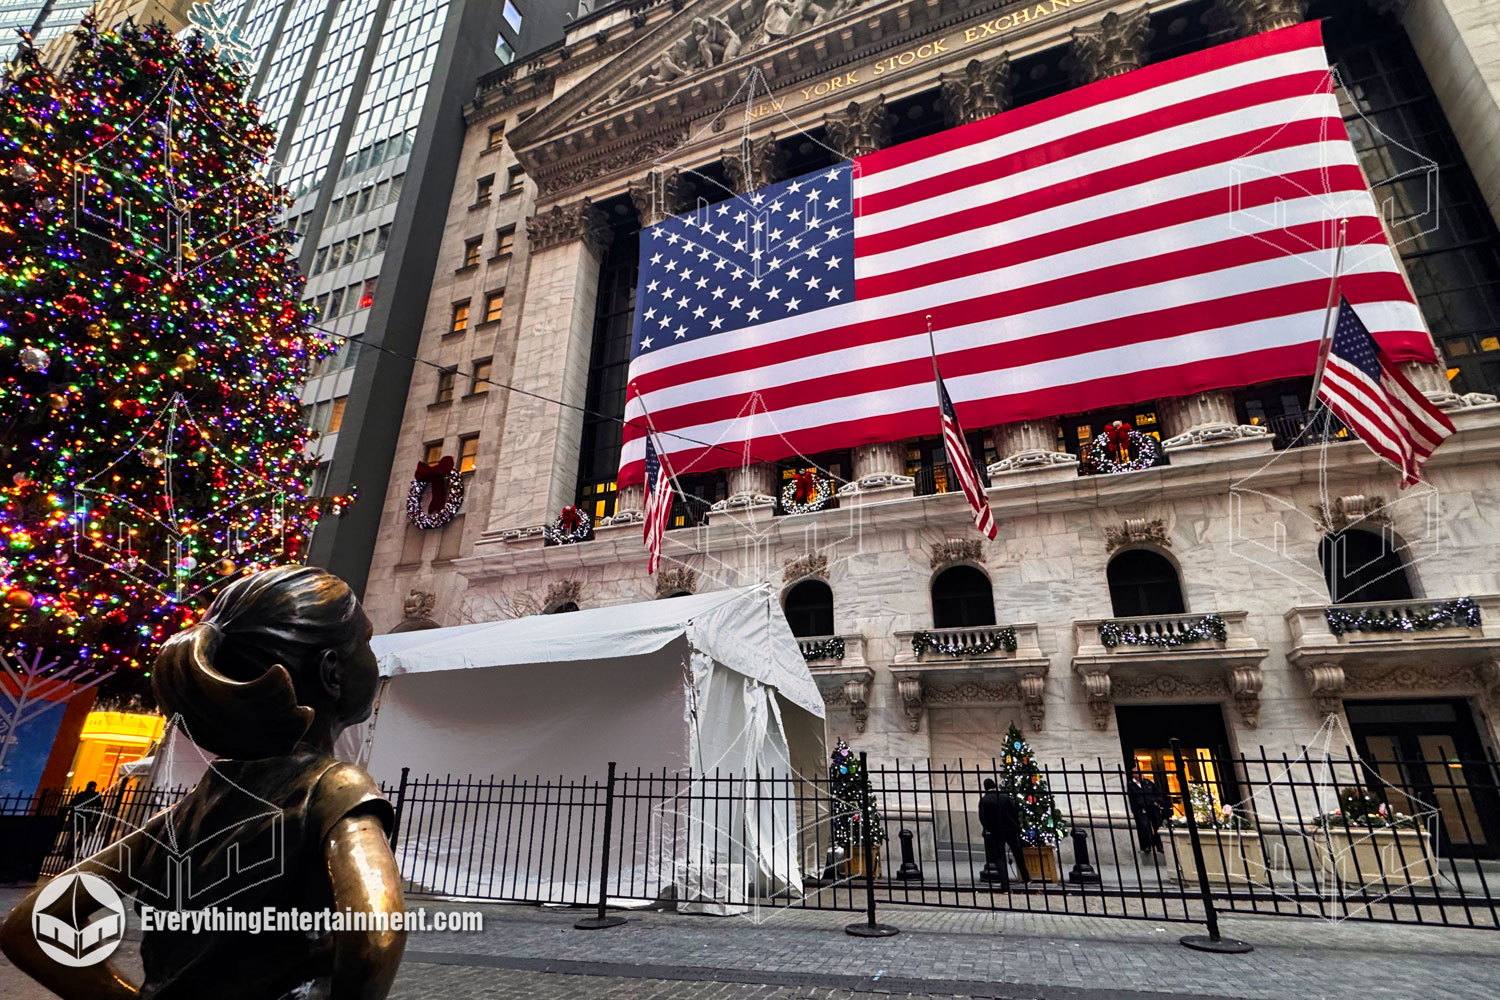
[618,22,1436,485]
[1316,297,1454,486]
[936,366,996,539]
[642,432,674,573]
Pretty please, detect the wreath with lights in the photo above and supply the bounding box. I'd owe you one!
[544,505,593,545]
[1087,421,1159,475]
[780,469,833,515]
[406,456,465,529]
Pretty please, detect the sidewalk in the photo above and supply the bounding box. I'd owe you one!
[3,887,1498,999]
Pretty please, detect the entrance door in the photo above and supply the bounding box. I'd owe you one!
[1347,699,1500,860]
[1116,704,1237,819]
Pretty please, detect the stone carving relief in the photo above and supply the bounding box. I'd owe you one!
[1228,666,1263,729]
[1111,674,1228,700]
[403,590,436,620]
[930,538,985,570]
[1314,494,1391,531]
[1341,662,1486,695]
[940,56,1012,127]
[923,680,1022,705]
[597,13,743,109]
[1079,670,1112,730]
[1104,518,1170,552]
[544,580,583,611]
[843,675,870,732]
[1017,672,1046,732]
[1207,0,1308,36]
[896,677,923,732]
[655,566,698,598]
[783,551,828,583]
[751,0,868,51]
[526,199,610,253]
[1303,662,1347,717]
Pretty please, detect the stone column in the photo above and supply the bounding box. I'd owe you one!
[1067,6,1153,85]
[1401,359,1470,409]
[939,55,1012,127]
[1208,0,1308,34]
[487,199,610,533]
[1156,390,1270,451]
[720,139,788,509]
[988,417,1078,479]
[827,100,915,494]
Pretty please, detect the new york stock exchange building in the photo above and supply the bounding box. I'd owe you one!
[357,0,1500,855]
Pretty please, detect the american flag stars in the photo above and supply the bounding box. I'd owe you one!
[630,165,855,360]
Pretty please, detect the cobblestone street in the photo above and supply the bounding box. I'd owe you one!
[4,888,1498,999]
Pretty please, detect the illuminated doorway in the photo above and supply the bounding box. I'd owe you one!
[1116,704,1237,819]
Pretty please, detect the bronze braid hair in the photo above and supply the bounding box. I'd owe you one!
[153,565,368,759]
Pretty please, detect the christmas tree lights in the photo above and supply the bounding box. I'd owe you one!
[0,21,348,696]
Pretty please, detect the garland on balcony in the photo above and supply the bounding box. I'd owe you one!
[1324,598,1481,637]
[912,627,1017,658]
[1098,613,1226,649]
[800,636,845,661]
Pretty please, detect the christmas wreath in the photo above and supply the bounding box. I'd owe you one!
[405,456,465,529]
[780,469,832,515]
[1087,421,1159,474]
[544,505,593,545]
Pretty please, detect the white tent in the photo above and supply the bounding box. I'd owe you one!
[351,586,826,910]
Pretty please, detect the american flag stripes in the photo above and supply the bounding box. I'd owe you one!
[642,432,675,573]
[618,22,1437,486]
[935,366,997,539]
[1316,297,1455,486]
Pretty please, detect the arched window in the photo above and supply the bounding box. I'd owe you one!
[931,566,996,629]
[1107,550,1185,618]
[783,579,834,638]
[1319,529,1413,604]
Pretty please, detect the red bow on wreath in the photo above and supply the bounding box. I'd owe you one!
[558,506,584,532]
[1103,421,1134,460]
[413,456,454,513]
[792,469,819,503]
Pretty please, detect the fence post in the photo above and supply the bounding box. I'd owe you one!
[845,751,898,937]
[388,766,410,851]
[576,761,627,930]
[1172,739,1252,954]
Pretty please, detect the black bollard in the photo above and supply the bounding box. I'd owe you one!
[1067,828,1101,884]
[895,828,924,880]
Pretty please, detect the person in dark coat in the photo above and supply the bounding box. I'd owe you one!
[59,781,102,860]
[978,778,1030,890]
[1127,767,1167,853]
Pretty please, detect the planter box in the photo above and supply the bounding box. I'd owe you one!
[847,844,882,878]
[1313,827,1436,889]
[1170,828,1265,886]
[1021,844,1059,883]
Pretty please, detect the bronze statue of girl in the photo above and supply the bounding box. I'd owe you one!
[1,566,406,999]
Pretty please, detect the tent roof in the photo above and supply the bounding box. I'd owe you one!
[370,587,824,718]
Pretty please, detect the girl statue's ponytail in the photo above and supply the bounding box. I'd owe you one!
[152,565,365,760]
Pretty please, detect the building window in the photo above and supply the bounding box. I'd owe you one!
[1319,528,1413,604]
[783,579,834,638]
[326,397,347,434]
[458,433,479,474]
[505,165,525,194]
[475,174,494,203]
[451,301,470,334]
[327,288,344,318]
[376,224,391,253]
[435,367,457,404]
[487,123,505,150]
[358,278,376,309]
[931,566,995,629]
[470,358,492,395]
[462,237,482,269]
[502,0,522,32]
[424,441,444,464]
[494,225,515,259]
[312,247,328,274]
[495,36,515,64]
[484,291,504,324]
[1106,550,1185,618]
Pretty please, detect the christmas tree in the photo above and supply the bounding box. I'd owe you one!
[828,739,886,853]
[996,723,1068,846]
[0,22,343,698]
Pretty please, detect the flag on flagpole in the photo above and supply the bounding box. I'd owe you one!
[1315,296,1455,486]
[935,368,997,539]
[642,432,675,573]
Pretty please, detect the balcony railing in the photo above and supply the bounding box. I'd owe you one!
[1259,411,1351,450]
[1286,596,1500,662]
[912,462,990,497]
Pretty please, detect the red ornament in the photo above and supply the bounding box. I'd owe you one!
[59,293,91,316]
[122,274,151,295]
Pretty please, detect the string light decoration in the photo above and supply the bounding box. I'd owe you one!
[1324,598,1481,637]
[911,627,1017,658]
[405,457,464,530]
[1097,613,1227,648]
[799,635,844,661]
[543,505,592,545]
[996,723,1068,847]
[0,22,347,696]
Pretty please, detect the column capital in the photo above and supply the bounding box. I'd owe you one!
[628,169,693,227]
[940,55,1013,127]
[526,198,610,255]
[722,134,788,195]
[825,97,892,159]
[1207,0,1307,36]
[1157,389,1269,448]
[1067,5,1154,86]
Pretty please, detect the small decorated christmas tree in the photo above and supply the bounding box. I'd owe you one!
[997,723,1068,846]
[828,739,885,853]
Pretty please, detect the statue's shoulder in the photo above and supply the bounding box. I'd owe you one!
[306,758,394,842]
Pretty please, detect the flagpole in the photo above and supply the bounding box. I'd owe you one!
[629,381,687,501]
[925,313,940,382]
[1307,218,1349,412]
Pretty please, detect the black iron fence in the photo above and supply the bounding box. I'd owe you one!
[6,744,1498,943]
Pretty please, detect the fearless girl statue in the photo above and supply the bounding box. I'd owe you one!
[1,566,407,999]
